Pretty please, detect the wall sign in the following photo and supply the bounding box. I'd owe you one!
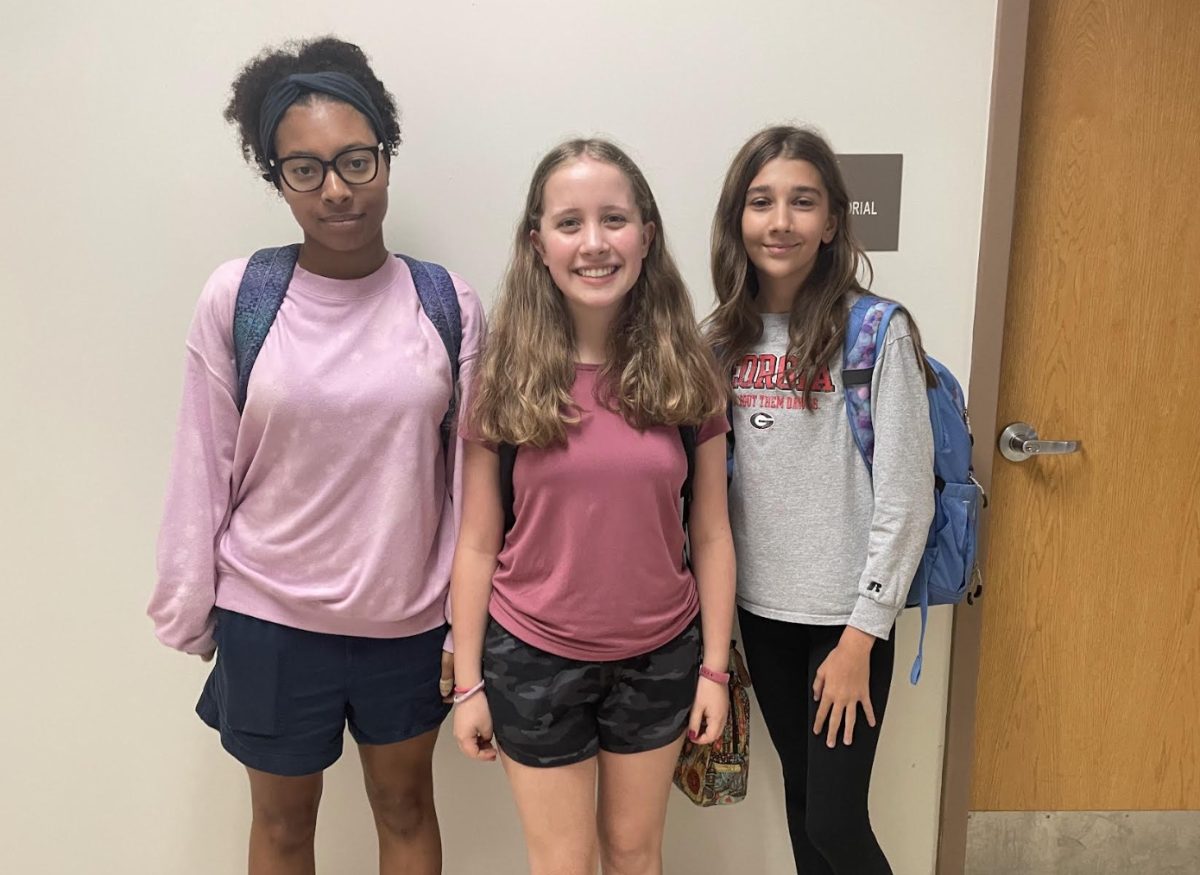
[836,154,903,251]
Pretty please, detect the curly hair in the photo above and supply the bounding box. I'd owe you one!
[469,139,726,448]
[224,36,401,184]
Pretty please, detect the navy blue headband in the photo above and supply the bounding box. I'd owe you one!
[258,71,388,161]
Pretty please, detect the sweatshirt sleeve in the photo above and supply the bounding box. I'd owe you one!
[847,312,936,639]
[147,262,244,654]
[441,272,487,652]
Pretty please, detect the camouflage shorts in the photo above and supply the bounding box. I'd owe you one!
[482,617,701,768]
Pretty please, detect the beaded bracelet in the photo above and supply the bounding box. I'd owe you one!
[452,679,486,704]
[699,664,731,685]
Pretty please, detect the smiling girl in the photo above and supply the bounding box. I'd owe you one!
[450,139,735,875]
[705,126,935,874]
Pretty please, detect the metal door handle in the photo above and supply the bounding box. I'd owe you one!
[999,422,1081,463]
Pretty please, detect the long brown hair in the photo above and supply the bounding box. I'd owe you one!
[470,139,725,447]
[704,126,931,409]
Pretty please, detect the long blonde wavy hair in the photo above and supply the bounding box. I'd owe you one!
[470,138,725,447]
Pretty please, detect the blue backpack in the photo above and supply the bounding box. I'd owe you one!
[842,295,984,683]
[231,244,463,451]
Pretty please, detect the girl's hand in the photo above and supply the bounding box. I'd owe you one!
[453,694,497,762]
[687,674,730,745]
[812,627,877,748]
[439,650,455,703]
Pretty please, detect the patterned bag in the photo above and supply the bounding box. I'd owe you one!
[673,643,751,806]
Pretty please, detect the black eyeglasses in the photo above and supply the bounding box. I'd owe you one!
[268,143,384,193]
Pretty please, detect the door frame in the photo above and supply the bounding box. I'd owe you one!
[936,0,1032,871]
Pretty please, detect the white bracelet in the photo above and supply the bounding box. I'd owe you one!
[452,679,486,704]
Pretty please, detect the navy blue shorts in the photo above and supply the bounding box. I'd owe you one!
[197,609,451,777]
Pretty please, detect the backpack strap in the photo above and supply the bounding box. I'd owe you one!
[397,255,463,453]
[498,443,518,534]
[841,295,901,473]
[233,244,301,413]
[680,424,699,569]
[679,424,698,530]
[911,578,930,684]
[724,397,735,482]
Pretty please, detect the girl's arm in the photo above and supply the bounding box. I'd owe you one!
[148,266,241,657]
[686,431,737,743]
[815,312,935,746]
[441,278,487,654]
[450,439,504,760]
[848,313,935,638]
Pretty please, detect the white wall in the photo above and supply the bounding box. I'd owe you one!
[0,1,998,872]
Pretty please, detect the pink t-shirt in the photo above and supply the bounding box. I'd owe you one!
[482,365,728,661]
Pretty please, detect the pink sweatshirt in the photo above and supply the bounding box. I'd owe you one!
[148,254,483,654]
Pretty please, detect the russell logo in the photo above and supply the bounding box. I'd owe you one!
[750,412,775,430]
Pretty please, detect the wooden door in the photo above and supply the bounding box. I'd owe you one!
[971,0,1200,810]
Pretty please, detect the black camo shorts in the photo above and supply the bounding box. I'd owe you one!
[482,617,701,768]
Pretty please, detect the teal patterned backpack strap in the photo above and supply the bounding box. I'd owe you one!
[233,245,301,413]
[841,295,899,471]
[397,255,462,454]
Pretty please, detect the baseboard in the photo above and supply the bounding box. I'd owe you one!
[965,811,1200,875]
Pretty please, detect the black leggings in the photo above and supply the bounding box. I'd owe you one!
[738,607,896,874]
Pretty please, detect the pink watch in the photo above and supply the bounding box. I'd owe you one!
[699,664,731,685]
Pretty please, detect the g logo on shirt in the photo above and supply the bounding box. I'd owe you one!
[750,412,775,430]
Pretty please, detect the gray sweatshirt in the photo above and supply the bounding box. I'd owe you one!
[729,308,935,639]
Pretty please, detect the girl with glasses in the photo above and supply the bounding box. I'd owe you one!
[147,37,483,874]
